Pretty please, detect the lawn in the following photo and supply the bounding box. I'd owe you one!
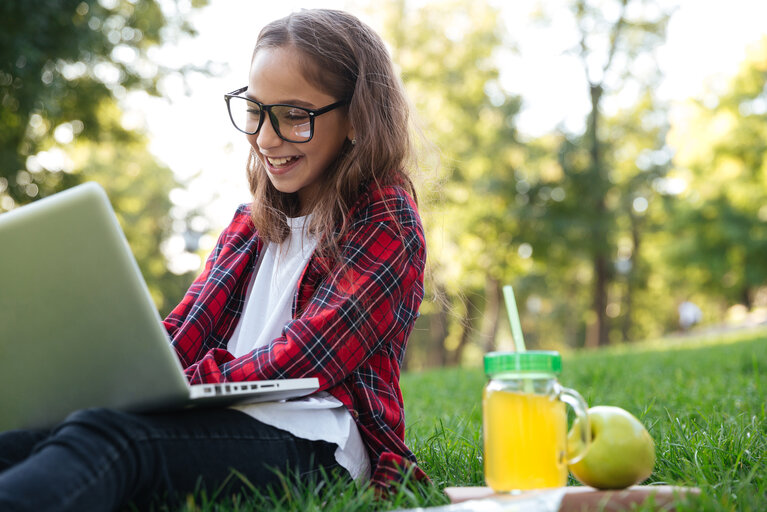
[171,328,767,511]
[402,328,767,511]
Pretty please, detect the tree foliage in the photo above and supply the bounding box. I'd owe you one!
[666,37,767,312]
[6,1,765,364]
[1,0,207,314]
[377,0,767,364]
[375,0,684,363]
[2,0,186,204]
[377,0,525,367]
[554,0,672,346]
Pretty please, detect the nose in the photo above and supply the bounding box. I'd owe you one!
[254,113,282,150]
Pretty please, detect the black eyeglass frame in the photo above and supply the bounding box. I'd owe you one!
[224,86,348,143]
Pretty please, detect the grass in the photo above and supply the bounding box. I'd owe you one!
[168,328,767,511]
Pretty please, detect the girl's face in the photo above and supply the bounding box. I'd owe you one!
[246,46,352,213]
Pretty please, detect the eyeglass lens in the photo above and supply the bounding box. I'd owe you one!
[228,97,312,142]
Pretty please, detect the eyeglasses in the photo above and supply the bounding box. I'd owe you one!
[224,86,348,143]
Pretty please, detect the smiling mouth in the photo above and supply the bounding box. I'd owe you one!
[266,155,301,167]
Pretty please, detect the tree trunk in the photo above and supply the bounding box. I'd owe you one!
[429,283,450,367]
[587,254,609,347]
[449,293,480,366]
[741,286,753,310]
[621,278,633,342]
[621,212,641,341]
[585,83,610,348]
[479,275,502,352]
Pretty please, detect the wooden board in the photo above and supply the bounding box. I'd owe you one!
[444,485,700,511]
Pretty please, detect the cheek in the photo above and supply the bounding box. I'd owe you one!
[312,124,347,160]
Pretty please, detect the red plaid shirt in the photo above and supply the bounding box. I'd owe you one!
[163,183,427,489]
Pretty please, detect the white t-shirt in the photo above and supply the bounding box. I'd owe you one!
[226,215,371,481]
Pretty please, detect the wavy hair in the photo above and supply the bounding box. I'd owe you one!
[246,9,417,255]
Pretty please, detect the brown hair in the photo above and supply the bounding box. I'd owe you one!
[246,9,417,254]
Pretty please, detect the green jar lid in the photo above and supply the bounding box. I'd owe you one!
[484,350,562,376]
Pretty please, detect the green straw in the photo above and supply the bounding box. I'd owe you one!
[503,285,533,392]
[503,285,527,353]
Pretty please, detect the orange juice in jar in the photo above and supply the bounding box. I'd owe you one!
[482,351,590,493]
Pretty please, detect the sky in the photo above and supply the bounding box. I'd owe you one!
[125,0,767,270]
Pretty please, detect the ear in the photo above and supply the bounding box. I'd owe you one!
[347,125,355,143]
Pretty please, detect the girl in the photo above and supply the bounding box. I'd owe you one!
[0,8,427,511]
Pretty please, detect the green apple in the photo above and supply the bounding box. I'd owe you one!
[567,405,655,489]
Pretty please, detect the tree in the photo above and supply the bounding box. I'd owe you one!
[593,90,677,341]
[1,0,208,313]
[376,0,524,367]
[0,0,207,208]
[666,37,767,312]
[536,0,672,346]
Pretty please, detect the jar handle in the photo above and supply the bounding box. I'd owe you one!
[559,386,590,464]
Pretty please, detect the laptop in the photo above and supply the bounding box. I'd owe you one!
[0,182,319,431]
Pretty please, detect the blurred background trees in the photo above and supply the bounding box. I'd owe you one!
[378,0,767,367]
[0,0,208,314]
[3,0,766,365]
[379,0,525,366]
[665,38,767,319]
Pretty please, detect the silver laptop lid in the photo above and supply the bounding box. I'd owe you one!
[0,183,190,430]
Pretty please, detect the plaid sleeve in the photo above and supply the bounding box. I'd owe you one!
[371,452,429,492]
[183,192,426,389]
[163,205,259,367]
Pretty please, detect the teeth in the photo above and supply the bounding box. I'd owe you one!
[267,156,297,166]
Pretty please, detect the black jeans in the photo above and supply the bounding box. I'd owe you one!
[0,407,341,511]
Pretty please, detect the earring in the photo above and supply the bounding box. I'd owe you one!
[351,138,357,145]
